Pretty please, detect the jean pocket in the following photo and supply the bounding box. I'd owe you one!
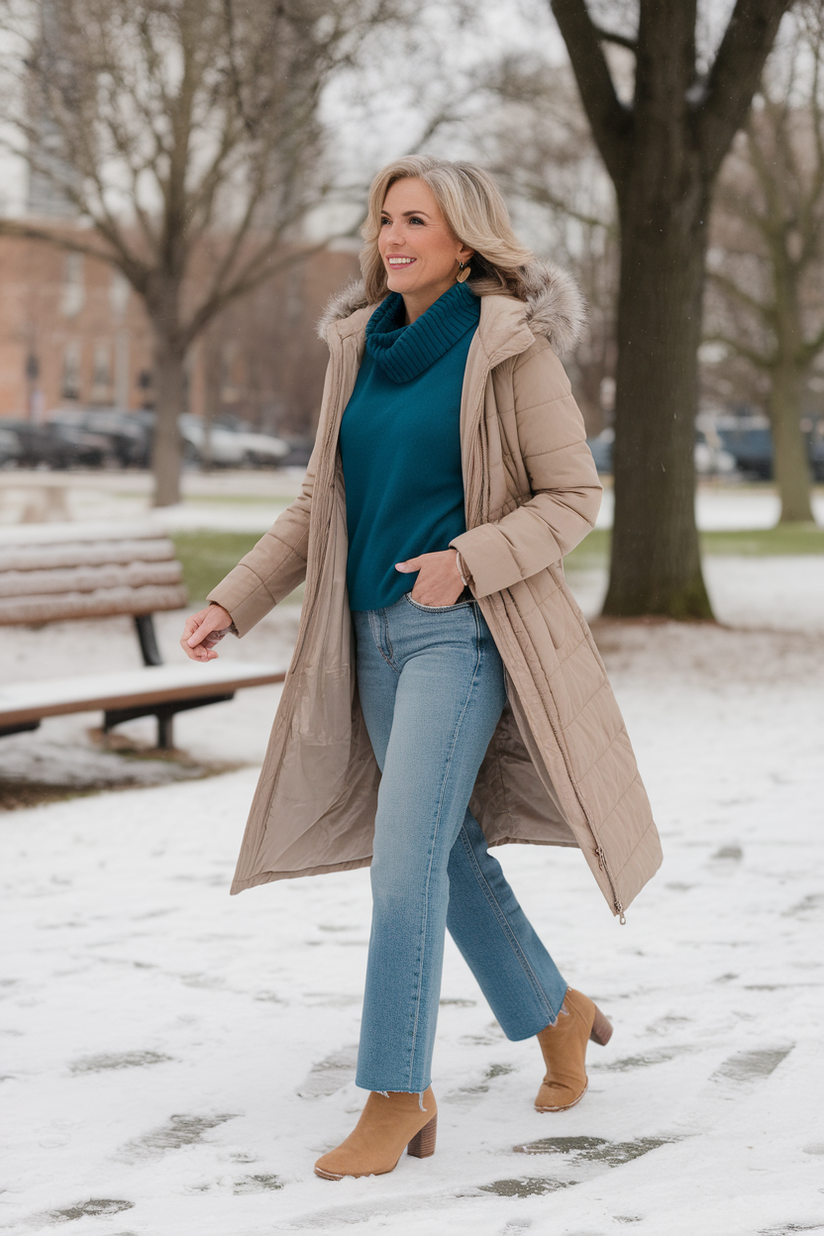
[404,593,474,613]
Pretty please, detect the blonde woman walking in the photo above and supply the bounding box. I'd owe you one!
[180,156,661,1180]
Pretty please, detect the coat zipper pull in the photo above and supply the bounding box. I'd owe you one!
[596,846,626,925]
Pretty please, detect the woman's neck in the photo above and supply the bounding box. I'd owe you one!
[400,281,455,324]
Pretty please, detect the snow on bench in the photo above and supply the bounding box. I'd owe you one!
[0,521,285,748]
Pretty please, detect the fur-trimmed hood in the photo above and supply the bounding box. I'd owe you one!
[317,260,586,358]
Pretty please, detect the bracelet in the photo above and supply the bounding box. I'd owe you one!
[454,549,470,588]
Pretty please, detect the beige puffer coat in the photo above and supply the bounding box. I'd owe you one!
[208,263,662,917]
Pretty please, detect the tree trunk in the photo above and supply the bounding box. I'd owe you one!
[603,193,713,619]
[769,362,814,523]
[152,332,187,507]
[549,0,791,620]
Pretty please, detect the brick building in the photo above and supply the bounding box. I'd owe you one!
[0,228,360,436]
[0,232,154,420]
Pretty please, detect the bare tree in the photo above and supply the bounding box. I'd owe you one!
[0,0,401,504]
[199,246,360,439]
[550,0,792,618]
[706,3,824,524]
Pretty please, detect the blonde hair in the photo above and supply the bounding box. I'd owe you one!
[361,155,535,303]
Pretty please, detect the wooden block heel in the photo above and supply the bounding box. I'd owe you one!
[407,1113,437,1159]
[589,1003,613,1046]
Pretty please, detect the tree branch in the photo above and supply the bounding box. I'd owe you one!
[801,318,824,364]
[520,178,613,230]
[703,329,773,369]
[180,238,333,348]
[707,267,772,323]
[696,0,793,181]
[0,219,108,260]
[549,0,633,189]
[0,213,152,290]
[592,23,637,53]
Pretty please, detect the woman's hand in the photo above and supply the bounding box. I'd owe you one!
[395,549,465,607]
[180,604,233,662]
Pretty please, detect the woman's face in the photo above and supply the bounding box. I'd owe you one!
[378,177,473,321]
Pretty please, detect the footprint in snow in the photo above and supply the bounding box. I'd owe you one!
[296,1045,358,1097]
[119,1112,237,1160]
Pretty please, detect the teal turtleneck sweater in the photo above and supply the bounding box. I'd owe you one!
[339,280,481,611]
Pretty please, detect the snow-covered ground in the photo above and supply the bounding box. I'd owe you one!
[2,468,823,534]
[2,491,824,1235]
[570,555,824,635]
[0,470,303,535]
[594,485,824,532]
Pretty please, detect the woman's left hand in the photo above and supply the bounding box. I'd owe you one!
[395,549,465,606]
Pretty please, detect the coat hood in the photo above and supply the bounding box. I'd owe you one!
[317,260,586,358]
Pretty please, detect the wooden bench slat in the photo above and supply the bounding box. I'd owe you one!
[0,538,177,574]
[0,560,183,599]
[0,584,189,625]
[0,520,167,546]
[0,662,287,726]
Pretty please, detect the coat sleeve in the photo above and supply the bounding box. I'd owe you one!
[449,342,602,599]
[205,443,318,636]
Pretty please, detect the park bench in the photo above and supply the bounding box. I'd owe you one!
[0,520,285,749]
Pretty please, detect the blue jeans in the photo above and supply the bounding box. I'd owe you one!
[353,595,568,1094]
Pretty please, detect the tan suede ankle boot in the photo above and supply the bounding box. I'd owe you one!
[534,989,613,1112]
[314,1087,437,1180]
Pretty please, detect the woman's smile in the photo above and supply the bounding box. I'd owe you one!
[378,177,472,321]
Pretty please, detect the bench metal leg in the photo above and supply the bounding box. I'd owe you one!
[0,719,41,738]
[104,693,236,750]
[134,614,163,667]
[157,712,174,750]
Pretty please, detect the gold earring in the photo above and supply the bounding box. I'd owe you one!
[456,261,471,284]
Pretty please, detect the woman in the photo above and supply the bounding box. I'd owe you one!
[180,156,662,1180]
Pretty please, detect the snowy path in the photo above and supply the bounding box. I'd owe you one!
[594,486,824,532]
[2,614,823,1236]
[569,554,824,634]
[3,469,820,534]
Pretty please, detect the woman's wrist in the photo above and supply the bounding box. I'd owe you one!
[208,600,238,635]
[453,549,471,588]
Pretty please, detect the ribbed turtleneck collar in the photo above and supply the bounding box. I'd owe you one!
[365,281,481,384]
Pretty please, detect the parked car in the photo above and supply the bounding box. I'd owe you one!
[714,414,824,481]
[2,417,110,469]
[178,414,251,467]
[714,418,774,479]
[694,426,737,476]
[212,415,290,466]
[586,428,614,474]
[83,409,151,468]
[48,409,151,468]
[178,414,288,467]
[809,423,824,482]
[276,436,314,469]
[587,425,737,477]
[0,426,23,468]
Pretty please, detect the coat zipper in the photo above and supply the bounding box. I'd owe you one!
[597,846,626,924]
[471,358,627,925]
